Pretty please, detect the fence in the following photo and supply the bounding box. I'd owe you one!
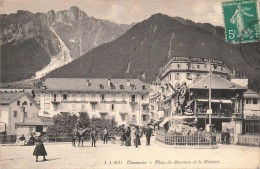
[155,130,217,147]
[237,134,260,147]
[0,135,17,144]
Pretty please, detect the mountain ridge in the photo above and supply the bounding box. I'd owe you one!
[1,6,131,83]
[46,13,260,90]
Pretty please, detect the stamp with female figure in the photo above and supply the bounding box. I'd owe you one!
[222,0,260,43]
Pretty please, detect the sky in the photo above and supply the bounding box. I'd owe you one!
[0,0,257,26]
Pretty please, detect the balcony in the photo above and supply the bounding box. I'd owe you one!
[141,110,149,115]
[51,99,61,104]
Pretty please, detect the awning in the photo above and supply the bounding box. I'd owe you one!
[159,117,170,127]
[197,99,232,103]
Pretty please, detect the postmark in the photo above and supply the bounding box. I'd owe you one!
[222,0,260,43]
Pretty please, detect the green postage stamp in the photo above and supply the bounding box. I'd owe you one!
[222,0,260,43]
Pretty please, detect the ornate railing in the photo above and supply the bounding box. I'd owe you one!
[155,130,217,146]
[237,134,260,147]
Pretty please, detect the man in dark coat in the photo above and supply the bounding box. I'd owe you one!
[145,125,153,146]
[91,129,97,147]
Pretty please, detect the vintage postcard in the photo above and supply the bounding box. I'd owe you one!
[0,0,259,169]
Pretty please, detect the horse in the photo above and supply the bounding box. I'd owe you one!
[72,128,89,147]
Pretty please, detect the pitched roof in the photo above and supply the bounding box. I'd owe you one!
[0,92,40,109]
[0,92,25,105]
[16,116,54,126]
[244,89,260,98]
[43,78,150,92]
[189,74,246,90]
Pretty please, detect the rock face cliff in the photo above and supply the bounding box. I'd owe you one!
[1,6,130,82]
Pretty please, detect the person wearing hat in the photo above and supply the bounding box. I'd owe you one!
[134,126,142,148]
[145,125,153,146]
[90,128,97,147]
[33,132,47,162]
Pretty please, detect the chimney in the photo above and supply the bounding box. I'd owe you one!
[86,79,90,86]
[108,77,111,86]
[127,78,131,87]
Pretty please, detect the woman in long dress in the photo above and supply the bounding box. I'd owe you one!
[33,132,47,162]
[125,126,131,146]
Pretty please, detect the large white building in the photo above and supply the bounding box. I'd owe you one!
[160,57,231,87]
[39,78,150,126]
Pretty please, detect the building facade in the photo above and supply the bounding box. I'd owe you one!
[243,89,260,134]
[39,78,150,126]
[0,92,40,135]
[160,57,231,87]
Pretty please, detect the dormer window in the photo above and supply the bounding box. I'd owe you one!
[100,84,104,89]
[142,85,146,90]
[23,101,27,105]
[131,85,136,90]
[111,85,115,89]
[120,85,124,90]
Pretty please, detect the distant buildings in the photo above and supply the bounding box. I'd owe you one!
[0,92,40,135]
[39,78,150,126]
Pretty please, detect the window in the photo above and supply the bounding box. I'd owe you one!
[100,94,105,101]
[111,104,115,111]
[131,85,136,90]
[187,63,191,69]
[91,103,96,110]
[204,64,208,69]
[23,101,27,105]
[253,98,257,104]
[142,85,146,90]
[131,95,136,102]
[197,65,200,69]
[175,73,180,80]
[24,112,27,119]
[14,111,17,117]
[120,85,124,90]
[111,85,115,89]
[132,115,136,122]
[142,95,145,100]
[177,64,181,68]
[44,103,50,110]
[186,73,190,79]
[246,98,251,104]
[100,84,104,89]
[17,100,20,106]
[121,114,126,121]
[53,94,57,100]
[63,94,67,100]
[30,103,32,106]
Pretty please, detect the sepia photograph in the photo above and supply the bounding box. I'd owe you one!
[0,0,259,169]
